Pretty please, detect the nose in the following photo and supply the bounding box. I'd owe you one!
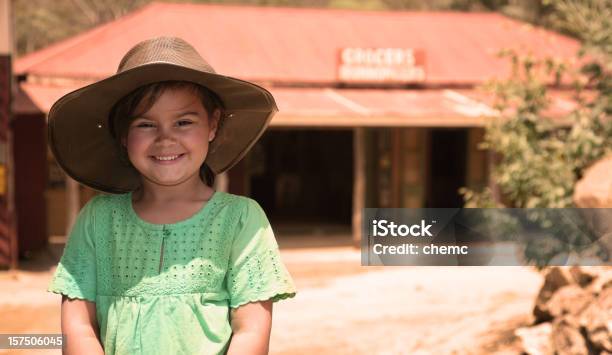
[154,125,177,145]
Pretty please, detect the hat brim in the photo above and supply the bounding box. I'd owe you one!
[48,62,278,194]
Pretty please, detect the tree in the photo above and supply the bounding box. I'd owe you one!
[462,0,611,266]
[14,0,149,55]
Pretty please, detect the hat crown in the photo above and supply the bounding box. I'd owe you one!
[117,37,217,75]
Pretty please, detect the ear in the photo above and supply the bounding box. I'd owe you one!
[208,109,221,142]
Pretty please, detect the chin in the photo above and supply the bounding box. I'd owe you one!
[155,172,204,186]
[143,175,186,186]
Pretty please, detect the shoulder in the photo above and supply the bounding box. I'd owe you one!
[76,193,128,226]
[84,192,126,211]
[213,191,268,225]
[213,191,261,211]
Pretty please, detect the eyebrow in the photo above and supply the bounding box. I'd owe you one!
[134,110,202,120]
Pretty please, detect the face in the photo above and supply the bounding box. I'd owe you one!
[123,87,220,189]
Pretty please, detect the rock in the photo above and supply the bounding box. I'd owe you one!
[545,285,592,319]
[580,287,612,352]
[515,322,553,355]
[569,266,598,287]
[573,156,612,261]
[574,208,612,262]
[534,267,576,322]
[524,266,612,355]
[573,155,612,208]
[552,316,589,355]
[587,267,612,295]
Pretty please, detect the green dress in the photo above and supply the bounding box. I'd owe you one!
[48,190,296,355]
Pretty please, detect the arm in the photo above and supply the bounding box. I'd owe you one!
[61,296,104,355]
[226,300,273,355]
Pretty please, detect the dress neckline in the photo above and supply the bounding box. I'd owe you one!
[126,190,220,230]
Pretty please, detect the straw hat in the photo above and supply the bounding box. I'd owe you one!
[48,37,277,193]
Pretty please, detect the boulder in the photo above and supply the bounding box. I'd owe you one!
[519,267,612,355]
[573,155,612,208]
[544,284,592,320]
[586,268,612,295]
[534,267,576,322]
[573,156,612,260]
[570,265,599,287]
[551,317,589,355]
[515,322,553,355]
[580,286,612,352]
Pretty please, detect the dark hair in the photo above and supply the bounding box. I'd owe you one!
[108,81,225,187]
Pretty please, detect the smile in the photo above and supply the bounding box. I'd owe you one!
[151,153,185,162]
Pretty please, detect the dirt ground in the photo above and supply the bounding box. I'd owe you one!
[0,236,543,355]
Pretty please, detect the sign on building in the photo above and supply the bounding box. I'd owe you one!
[338,48,426,84]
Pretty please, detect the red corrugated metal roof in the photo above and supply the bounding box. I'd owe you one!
[15,2,581,85]
[15,83,579,127]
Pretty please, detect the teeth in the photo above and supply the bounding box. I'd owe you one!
[155,155,180,161]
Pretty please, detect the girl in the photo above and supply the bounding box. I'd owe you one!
[47,37,296,355]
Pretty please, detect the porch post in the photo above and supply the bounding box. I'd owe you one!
[352,127,365,247]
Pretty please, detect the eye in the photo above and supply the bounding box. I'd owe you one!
[134,121,154,128]
[177,120,194,127]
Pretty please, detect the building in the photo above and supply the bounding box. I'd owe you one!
[11,3,581,254]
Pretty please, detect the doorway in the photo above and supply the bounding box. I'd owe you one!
[248,129,353,226]
[425,129,468,207]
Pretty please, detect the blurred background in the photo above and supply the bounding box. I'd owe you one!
[0,0,610,354]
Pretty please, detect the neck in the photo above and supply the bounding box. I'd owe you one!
[133,174,214,204]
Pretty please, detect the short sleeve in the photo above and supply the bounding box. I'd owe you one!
[226,199,296,309]
[47,196,100,302]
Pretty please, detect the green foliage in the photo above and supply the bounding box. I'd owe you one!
[328,0,387,10]
[14,0,149,55]
[380,0,499,11]
[459,187,501,208]
[544,0,612,59]
[463,8,611,209]
[462,0,612,265]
